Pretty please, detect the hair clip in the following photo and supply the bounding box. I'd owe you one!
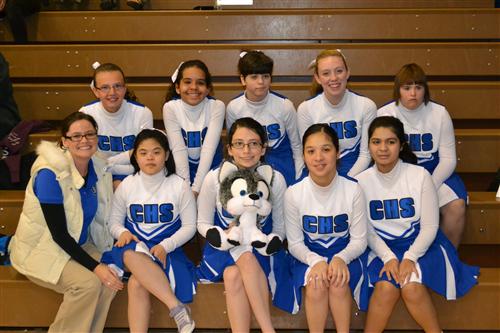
[307,59,316,70]
[336,49,347,59]
[151,127,168,137]
[171,62,184,83]
[90,61,101,88]
[239,51,247,58]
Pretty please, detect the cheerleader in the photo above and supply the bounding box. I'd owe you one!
[196,117,288,332]
[80,63,153,188]
[356,116,479,332]
[104,129,197,333]
[297,49,376,177]
[226,50,303,185]
[162,60,225,197]
[377,63,467,248]
[285,123,367,332]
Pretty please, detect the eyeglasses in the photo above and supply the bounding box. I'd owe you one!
[95,83,125,94]
[230,141,263,150]
[65,132,98,142]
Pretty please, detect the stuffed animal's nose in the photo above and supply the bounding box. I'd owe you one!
[249,193,259,200]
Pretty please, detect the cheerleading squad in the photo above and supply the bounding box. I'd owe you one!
[8,49,479,333]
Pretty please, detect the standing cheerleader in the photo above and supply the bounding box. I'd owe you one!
[104,129,197,333]
[162,60,225,197]
[297,49,376,177]
[80,63,153,187]
[285,123,367,332]
[378,63,467,248]
[356,116,479,332]
[226,50,303,185]
[196,117,288,333]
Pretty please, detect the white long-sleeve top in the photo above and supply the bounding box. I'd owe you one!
[80,99,153,158]
[108,170,197,253]
[226,91,304,180]
[297,91,376,177]
[377,101,456,190]
[285,174,367,267]
[197,165,287,259]
[163,97,225,192]
[80,100,153,176]
[356,160,439,263]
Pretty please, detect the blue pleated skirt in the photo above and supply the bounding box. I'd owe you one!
[101,240,197,303]
[365,230,479,300]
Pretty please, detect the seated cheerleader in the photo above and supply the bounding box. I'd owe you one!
[285,123,368,332]
[378,63,467,248]
[80,63,153,188]
[104,129,197,333]
[196,117,288,333]
[356,116,479,332]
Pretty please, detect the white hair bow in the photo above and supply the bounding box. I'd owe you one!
[90,61,101,88]
[171,62,184,83]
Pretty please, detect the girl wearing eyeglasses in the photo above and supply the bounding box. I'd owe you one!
[162,59,225,199]
[196,117,289,332]
[80,63,153,188]
[9,112,121,333]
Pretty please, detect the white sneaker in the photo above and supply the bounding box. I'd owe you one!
[170,303,195,333]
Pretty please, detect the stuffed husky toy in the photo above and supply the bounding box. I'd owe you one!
[205,161,282,256]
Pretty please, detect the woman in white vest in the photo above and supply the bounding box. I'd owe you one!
[9,112,121,333]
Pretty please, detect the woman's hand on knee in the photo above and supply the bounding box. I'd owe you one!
[380,258,400,284]
[94,263,124,291]
[399,259,418,285]
[150,244,167,269]
[328,256,349,288]
[115,231,139,247]
[307,261,328,289]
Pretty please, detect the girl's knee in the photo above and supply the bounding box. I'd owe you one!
[442,199,466,216]
[223,266,244,293]
[328,283,350,298]
[127,275,141,289]
[374,281,400,303]
[236,252,261,275]
[306,283,329,302]
[401,282,427,303]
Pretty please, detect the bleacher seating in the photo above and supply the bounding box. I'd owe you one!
[0,0,498,330]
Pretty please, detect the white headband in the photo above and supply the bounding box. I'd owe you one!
[239,50,262,59]
[308,49,345,70]
[90,61,101,88]
[171,62,184,83]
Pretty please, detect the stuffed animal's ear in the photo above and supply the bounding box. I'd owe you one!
[219,161,239,183]
[256,164,273,184]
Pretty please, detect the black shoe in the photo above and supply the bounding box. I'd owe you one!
[126,0,144,10]
[100,0,117,10]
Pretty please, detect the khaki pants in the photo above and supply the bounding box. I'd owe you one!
[27,243,116,333]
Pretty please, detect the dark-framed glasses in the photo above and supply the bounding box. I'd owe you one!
[95,83,125,94]
[230,141,263,150]
[65,132,98,142]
